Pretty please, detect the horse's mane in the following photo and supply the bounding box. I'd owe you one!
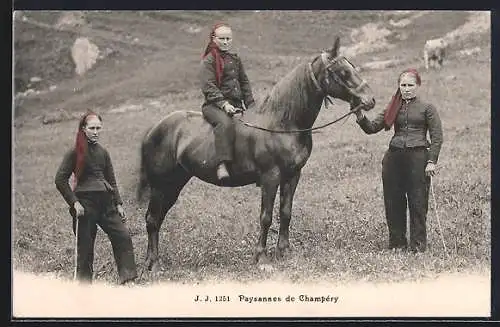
[253,62,316,123]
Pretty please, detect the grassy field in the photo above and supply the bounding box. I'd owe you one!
[13,10,491,286]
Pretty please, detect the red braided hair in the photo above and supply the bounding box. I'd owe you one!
[72,110,102,189]
[383,68,421,130]
[202,22,230,87]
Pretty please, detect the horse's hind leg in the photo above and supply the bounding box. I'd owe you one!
[253,168,280,265]
[145,170,191,272]
[276,171,301,259]
[144,188,168,272]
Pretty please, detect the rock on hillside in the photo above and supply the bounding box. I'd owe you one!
[71,37,100,76]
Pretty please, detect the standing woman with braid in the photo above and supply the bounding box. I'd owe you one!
[354,69,444,253]
[55,111,137,284]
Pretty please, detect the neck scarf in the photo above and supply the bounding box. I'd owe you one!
[202,22,229,87]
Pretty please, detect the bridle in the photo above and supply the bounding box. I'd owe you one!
[309,52,369,101]
[238,52,366,133]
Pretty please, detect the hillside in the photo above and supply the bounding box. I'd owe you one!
[13,10,490,124]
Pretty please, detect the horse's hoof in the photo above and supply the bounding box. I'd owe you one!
[258,263,275,272]
[255,252,272,265]
[145,257,160,272]
[138,265,148,281]
[150,261,162,274]
[253,250,270,265]
[145,258,153,271]
[275,246,291,260]
[252,254,259,265]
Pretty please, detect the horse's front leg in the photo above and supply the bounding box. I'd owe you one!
[276,170,301,259]
[253,168,280,265]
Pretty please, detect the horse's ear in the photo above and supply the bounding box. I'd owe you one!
[330,36,341,58]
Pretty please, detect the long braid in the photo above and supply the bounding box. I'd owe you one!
[72,110,101,190]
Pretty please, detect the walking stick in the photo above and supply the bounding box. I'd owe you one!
[429,176,450,258]
[73,217,79,281]
[70,205,80,281]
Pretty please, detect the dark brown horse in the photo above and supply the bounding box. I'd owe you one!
[137,37,375,271]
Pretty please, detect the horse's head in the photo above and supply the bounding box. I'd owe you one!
[310,36,376,111]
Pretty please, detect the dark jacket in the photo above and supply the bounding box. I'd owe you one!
[200,51,255,109]
[357,97,443,163]
[55,142,123,207]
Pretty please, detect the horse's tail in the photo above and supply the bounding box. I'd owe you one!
[136,127,154,203]
[136,112,184,202]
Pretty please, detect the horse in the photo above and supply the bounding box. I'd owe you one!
[136,36,376,272]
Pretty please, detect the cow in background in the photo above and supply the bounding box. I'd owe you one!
[424,38,448,70]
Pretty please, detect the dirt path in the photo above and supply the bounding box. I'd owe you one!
[13,270,490,318]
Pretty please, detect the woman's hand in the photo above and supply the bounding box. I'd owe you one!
[425,162,436,177]
[117,204,126,222]
[223,103,236,114]
[73,201,85,217]
[354,109,364,121]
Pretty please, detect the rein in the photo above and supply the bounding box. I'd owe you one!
[237,52,364,133]
[237,103,362,133]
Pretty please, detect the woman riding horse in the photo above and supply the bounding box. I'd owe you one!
[200,22,256,181]
[137,36,375,272]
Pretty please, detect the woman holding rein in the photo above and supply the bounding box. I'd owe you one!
[354,69,443,253]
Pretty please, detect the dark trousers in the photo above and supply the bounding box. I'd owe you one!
[202,103,235,164]
[72,191,137,284]
[381,147,430,252]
